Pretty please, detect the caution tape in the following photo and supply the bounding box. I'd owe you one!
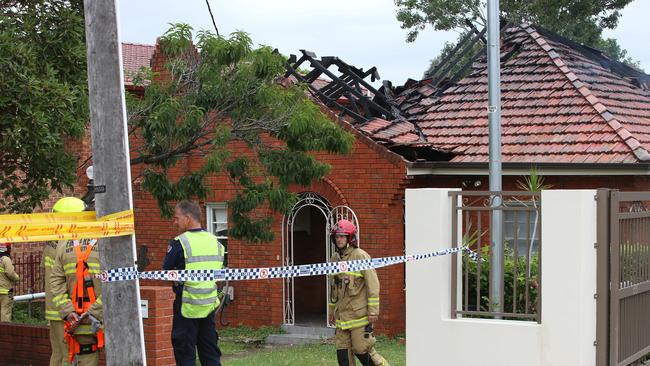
[0,210,134,243]
[98,246,478,283]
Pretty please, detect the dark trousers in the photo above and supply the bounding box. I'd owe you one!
[172,296,222,366]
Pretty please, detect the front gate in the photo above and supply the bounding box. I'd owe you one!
[597,190,650,366]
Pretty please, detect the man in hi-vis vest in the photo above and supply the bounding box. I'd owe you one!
[163,200,224,366]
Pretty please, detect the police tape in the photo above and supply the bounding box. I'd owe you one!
[97,246,479,283]
[0,210,135,243]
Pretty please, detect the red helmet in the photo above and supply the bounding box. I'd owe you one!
[331,219,357,246]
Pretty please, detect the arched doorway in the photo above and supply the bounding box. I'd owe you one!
[282,192,331,326]
[282,193,360,327]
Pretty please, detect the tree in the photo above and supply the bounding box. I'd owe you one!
[0,0,88,212]
[395,0,640,71]
[1,10,354,243]
[127,24,354,242]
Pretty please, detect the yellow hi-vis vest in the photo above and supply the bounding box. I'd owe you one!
[176,231,224,318]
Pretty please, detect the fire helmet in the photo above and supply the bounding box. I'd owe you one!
[331,219,357,246]
[52,197,86,213]
[0,242,11,253]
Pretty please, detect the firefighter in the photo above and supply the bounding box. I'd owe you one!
[163,200,224,366]
[46,197,87,366]
[51,196,103,366]
[0,242,19,322]
[328,219,390,366]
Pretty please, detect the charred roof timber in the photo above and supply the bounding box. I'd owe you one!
[285,50,399,123]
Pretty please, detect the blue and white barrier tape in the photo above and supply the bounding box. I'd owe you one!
[98,246,478,283]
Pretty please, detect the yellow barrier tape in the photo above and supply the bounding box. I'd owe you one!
[0,210,134,243]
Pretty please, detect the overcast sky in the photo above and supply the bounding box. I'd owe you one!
[118,0,649,87]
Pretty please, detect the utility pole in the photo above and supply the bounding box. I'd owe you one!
[487,0,503,317]
[83,0,147,364]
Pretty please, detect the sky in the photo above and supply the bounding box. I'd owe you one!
[118,0,650,88]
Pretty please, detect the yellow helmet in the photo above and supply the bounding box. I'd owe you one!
[52,197,86,213]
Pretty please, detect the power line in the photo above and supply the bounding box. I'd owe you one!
[205,0,219,36]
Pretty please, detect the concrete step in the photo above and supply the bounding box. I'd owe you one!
[282,324,335,338]
[265,333,329,345]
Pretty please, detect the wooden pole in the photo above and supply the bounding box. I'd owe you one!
[83,0,146,364]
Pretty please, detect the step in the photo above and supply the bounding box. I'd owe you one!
[265,333,328,345]
[282,324,335,338]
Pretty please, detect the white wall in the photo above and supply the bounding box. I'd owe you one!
[405,189,598,366]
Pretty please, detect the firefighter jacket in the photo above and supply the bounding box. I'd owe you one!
[0,255,19,294]
[329,245,380,330]
[42,240,60,320]
[51,239,103,338]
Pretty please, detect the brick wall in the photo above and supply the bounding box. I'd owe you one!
[130,109,410,334]
[0,287,174,366]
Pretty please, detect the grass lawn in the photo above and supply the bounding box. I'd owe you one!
[218,326,405,366]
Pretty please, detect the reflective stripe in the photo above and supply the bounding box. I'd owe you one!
[0,289,8,294]
[46,310,60,320]
[368,297,379,305]
[328,302,336,307]
[178,234,193,258]
[343,271,363,278]
[74,324,94,335]
[186,255,224,264]
[53,294,70,306]
[336,316,369,330]
[95,297,102,305]
[183,296,219,305]
[183,286,217,295]
[0,267,5,272]
[44,256,55,268]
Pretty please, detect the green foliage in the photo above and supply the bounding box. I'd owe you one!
[396,0,639,70]
[516,166,552,193]
[464,246,540,318]
[11,301,47,325]
[0,0,88,213]
[129,24,354,243]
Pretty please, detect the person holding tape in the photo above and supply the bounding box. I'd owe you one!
[50,197,104,365]
[163,200,224,366]
[328,219,390,366]
[0,242,19,322]
[45,197,87,366]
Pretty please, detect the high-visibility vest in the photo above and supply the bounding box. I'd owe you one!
[176,231,224,318]
[64,239,104,361]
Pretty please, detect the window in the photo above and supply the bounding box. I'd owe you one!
[503,205,540,256]
[207,203,228,266]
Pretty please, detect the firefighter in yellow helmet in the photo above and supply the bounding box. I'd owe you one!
[328,219,390,366]
[45,197,87,365]
[49,197,103,365]
[0,242,19,322]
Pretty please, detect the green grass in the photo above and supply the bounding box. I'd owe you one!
[218,332,405,366]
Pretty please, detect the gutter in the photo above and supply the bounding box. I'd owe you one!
[406,161,650,176]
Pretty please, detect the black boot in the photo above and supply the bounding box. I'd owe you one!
[337,349,350,366]
[355,353,374,366]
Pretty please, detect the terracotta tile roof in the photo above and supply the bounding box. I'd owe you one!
[359,23,650,164]
[122,42,155,86]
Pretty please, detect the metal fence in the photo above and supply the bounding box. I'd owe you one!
[449,191,542,322]
[597,190,650,366]
[12,252,43,296]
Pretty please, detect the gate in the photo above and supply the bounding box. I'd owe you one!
[281,193,359,327]
[597,189,650,366]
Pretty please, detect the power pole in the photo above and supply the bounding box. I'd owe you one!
[487,0,503,317]
[83,0,147,364]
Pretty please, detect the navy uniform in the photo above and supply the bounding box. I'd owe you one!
[163,228,224,366]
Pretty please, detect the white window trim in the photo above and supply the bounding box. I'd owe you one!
[206,202,228,240]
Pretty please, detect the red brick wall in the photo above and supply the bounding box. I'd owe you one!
[0,287,174,366]
[130,113,410,334]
